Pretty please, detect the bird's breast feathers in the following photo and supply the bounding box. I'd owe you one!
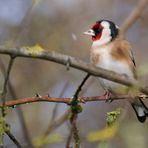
[90,39,136,92]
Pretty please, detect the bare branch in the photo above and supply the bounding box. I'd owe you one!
[0,47,148,95]
[0,57,15,115]
[43,82,69,137]
[0,57,27,147]
[73,73,90,100]
[121,0,148,33]
[0,59,34,148]
[66,74,90,148]
[0,1,147,147]
[0,94,147,108]
[6,131,22,148]
[0,57,20,147]
[72,118,80,148]
[65,127,73,148]
[46,110,69,132]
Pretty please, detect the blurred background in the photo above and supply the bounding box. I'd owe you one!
[0,0,148,147]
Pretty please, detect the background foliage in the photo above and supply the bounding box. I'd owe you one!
[0,0,148,147]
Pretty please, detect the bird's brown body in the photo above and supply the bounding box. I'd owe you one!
[84,19,148,122]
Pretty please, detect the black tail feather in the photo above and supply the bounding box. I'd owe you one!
[131,99,148,123]
[139,99,148,116]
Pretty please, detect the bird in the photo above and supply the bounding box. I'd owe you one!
[84,19,148,122]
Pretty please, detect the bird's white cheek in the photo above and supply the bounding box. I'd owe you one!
[92,29,112,46]
[101,28,111,38]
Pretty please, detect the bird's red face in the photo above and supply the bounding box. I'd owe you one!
[84,22,103,41]
[91,23,103,41]
[84,20,119,44]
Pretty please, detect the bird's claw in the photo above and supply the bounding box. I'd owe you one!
[78,97,86,103]
[103,91,113,103]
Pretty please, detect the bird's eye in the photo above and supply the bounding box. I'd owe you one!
[92,23,101,30]
[92,23,103,35]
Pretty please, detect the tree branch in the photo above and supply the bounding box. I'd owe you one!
[0,0,147,147]
[0,46,148,95]
[0,57,15,116]
[73,73,90,100]
[43,82,69,137]
[0,57,22,147]
[65,126,73,148]
[0,59,34,148]
[121,0,148,33]
[6,131,22,148]
[66,74,90,148]
[0,94,147,108]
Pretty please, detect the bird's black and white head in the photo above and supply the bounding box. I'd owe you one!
[84,20,119,46]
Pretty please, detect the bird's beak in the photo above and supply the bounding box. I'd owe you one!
[83,29,95,36]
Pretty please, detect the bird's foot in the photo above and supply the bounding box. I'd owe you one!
[78,97,86,103]
[103,91,114,103]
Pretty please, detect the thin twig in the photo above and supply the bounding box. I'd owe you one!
[51,83,69,123]
[0,59,34,148]
[50,103,59,124]
[43,82,69,137]
[39,109,69,148]
[66,74,90,148]
[73,73,90,100]
[5,131,22,148]
[0,57,15,116]
[121,0,148,33]
[0,57,15,147]
[66,127,73,148]
[72,118,80,148]
[0,1,146,147]
[8,2,38,147]
[0,94,147,107]
[16,107,34,148]
[0,57,22,147]
[1,57,14,96]
[46,110,69,132]
[66,77,92,148]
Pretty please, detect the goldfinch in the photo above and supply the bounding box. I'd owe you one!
[84,19,148,122]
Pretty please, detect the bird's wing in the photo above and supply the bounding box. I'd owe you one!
[128,48,136,67]
[128,47,137,79]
